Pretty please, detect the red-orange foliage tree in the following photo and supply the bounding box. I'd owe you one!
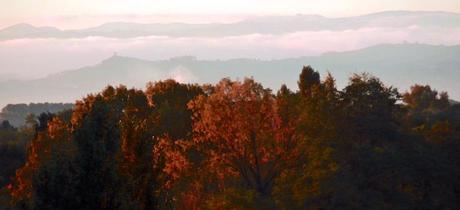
[188,78,300,207]
[11,113,74,209]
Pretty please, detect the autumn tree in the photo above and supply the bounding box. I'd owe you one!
[298,66,320,99]
[274,69,341,209]
[189,78,300,209]
[276,84,299,126]
[146,79,203,141]
[403,84,449,114]
[145,80,204,209]
[340,73,401,143]
[403,84,454,142]
[10,112,74,210]
[403,86,460,207]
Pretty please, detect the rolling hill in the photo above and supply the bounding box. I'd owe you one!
[0,43,459,108]
[1,11,460,40]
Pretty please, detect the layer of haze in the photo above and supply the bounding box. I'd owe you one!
[1,0,459,79]
[1,25,460,80]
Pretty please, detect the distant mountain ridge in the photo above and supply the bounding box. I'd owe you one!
[0,43,459,108]
[1,11,460,40]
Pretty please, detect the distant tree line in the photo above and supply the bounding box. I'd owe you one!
[0,103,74,127]
[1,67,460,209]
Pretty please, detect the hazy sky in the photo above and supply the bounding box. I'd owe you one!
[1,0,460,79]
[1,0,460,28]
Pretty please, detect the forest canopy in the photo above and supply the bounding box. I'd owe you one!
[1,67,460,210]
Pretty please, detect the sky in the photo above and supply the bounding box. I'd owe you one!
[1,0,460,28]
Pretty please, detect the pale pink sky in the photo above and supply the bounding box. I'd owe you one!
[1,0,460,28]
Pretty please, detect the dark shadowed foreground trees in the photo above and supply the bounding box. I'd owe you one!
[2,67,460,209]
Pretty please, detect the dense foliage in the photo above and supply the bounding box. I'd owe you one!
[1,68,460,209]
